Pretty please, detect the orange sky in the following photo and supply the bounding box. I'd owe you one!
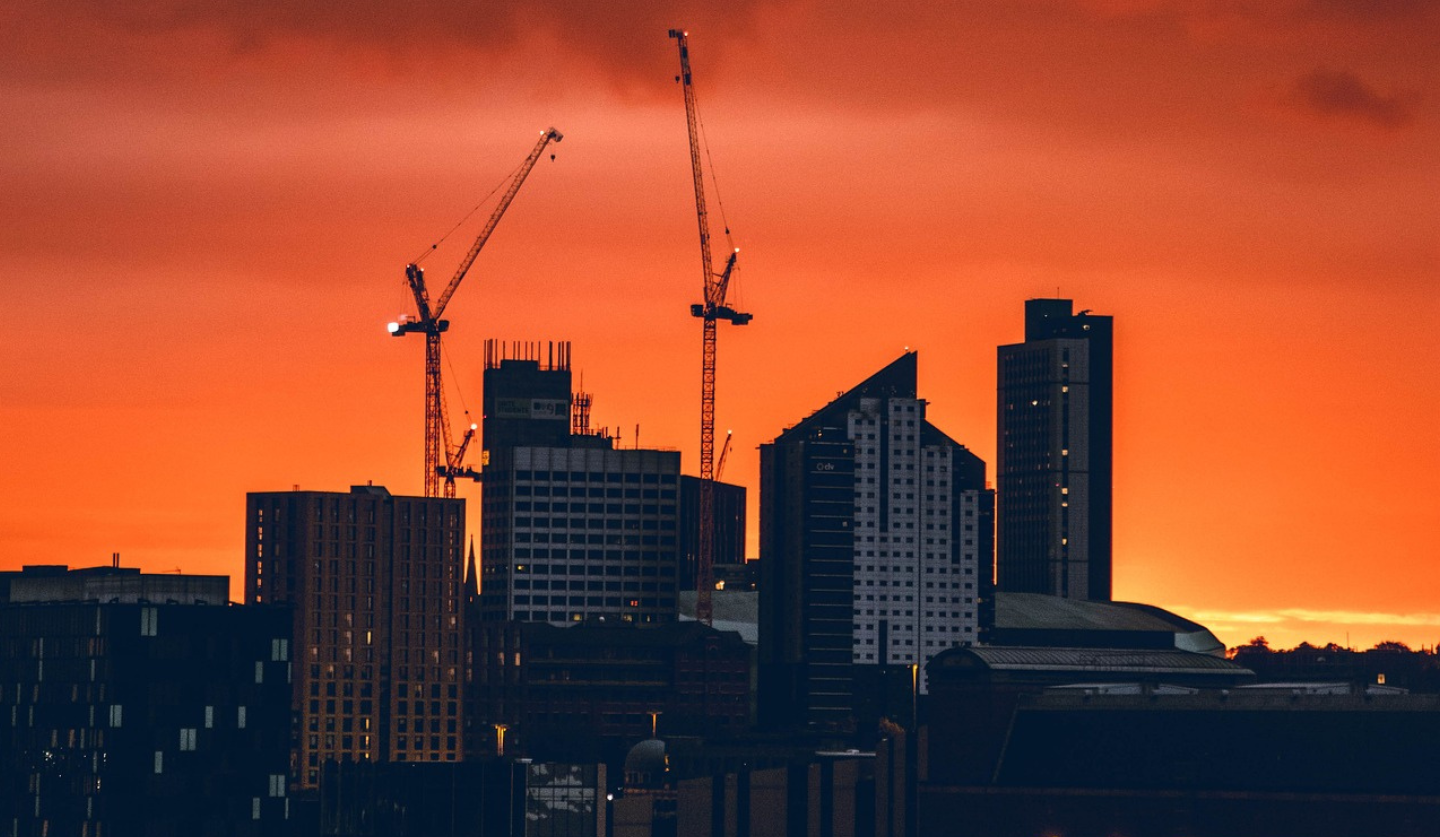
[2,1,1437,651]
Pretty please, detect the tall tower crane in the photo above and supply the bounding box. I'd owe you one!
[389,127,563,497]
[668,30,751,625]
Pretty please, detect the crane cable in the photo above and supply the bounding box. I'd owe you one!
[696,102,743,307]
[409,154,533,267]
[695,101,736,252]
[441,340,474,433]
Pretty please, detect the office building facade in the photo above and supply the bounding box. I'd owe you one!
[476,342,684,626]
[759,353,993,731]
[245,485,466,787]
[477,446,682,625]
[996,298,1113,601]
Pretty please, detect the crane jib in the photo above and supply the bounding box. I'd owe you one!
[394,127,562,497]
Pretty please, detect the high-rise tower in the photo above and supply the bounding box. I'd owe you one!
[996,298,1113,601]
[758,353,992,732]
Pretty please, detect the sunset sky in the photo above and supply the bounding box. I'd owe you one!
[2,1,1436,650]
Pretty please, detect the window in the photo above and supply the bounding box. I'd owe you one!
[109,705,123,727]
[237,706,248,729]
[179,728,197,751]
[154,751,164,774]
[140,607,158,637]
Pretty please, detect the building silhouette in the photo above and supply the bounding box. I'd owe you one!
[0,565,292,835]
[921,645,1440,837]
[476,341,687,626]
[678,476,746,591]
[758,352,993,732]
[471,620,750,762]
[996,298,1113,601]
[244,485,466,787]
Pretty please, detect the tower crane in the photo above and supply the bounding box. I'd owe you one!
[668,30,751,625]
[715,431,733,482]
[441,418,481,496]
[389,127,563,497]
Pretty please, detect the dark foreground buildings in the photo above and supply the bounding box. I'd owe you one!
[320,759,607,837]
[916,644,1440,837]
[0,565,292,836]
[470,620,751,762]
[996,298,1113,601]
[245,484,467,785]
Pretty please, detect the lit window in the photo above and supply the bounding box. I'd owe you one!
[140,608,159,637]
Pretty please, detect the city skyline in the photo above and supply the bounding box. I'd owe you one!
[2,2,1437,651]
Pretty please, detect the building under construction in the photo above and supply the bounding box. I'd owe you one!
[476,340,743,627]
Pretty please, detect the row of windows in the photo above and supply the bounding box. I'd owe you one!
[513,547,678,561]
[394,703,459,719]
[515,611,663,623]
[514,533,673,546]
[516,501,677,515]
[515,471,675,484]
[514,580,669,592]
[855,610,974,621]
[513,517,672,530]
[514,486,672,499]
[514,561,674,575]
[395,734,459,751]
[305,694,376,717]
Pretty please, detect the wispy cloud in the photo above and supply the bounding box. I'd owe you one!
[1286,68,1416,130]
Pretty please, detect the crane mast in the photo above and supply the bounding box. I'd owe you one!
[669,30,751,625]
[390,128,563,497]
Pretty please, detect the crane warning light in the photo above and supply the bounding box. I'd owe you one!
[470,424,478,431]
[387,322,400,334]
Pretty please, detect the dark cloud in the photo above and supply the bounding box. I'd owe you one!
[5,1,781,86]
[1297,0,1436,25]
[1289,68,1415,129]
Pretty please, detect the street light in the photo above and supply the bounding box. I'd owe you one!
[910,663,919,731]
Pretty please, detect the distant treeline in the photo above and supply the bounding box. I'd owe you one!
[1230,637,1440,693]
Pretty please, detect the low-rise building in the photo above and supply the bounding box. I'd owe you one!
[0,565,292,836]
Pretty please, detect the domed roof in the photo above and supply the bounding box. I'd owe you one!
[624,738,667,775]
